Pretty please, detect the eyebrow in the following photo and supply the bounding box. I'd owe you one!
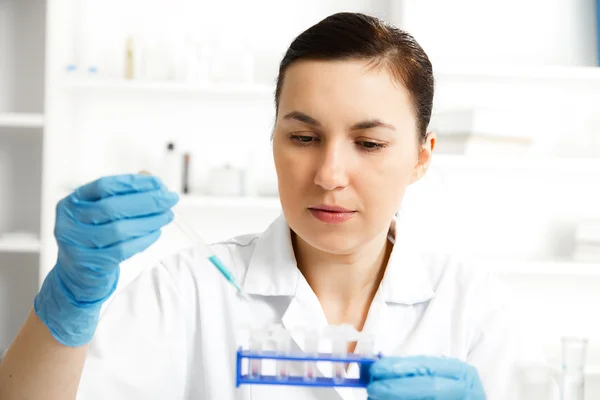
[282,111,396,132]
[282,111,321,127]
[350,119,396,132]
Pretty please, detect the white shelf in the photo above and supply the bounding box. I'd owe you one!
[178,195,281,210]
[474,259,600,277]
[63,77,275,97]
[0,113,44,128]
[0,237,41,253]
[435,64,600,83]
[586,367,600,377]
[432,154,600,174]
[549,365,600,377]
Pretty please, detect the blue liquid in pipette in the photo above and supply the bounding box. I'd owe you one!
[208,255,245,293]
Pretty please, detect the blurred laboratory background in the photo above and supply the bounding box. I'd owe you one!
[1,0,600,397]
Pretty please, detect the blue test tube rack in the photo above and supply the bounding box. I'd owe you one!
[235,348,382,388]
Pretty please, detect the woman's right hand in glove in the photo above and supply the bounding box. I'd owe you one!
[34,174,179,347]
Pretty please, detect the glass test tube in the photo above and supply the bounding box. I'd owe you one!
[303,329,319,382]
[358,332,376,384]
[331,335,347,384]
[249,329,267,380]
[271,326,292,381]
[560,336,588,400]
[331,324,357,384]
[359,332,375,356]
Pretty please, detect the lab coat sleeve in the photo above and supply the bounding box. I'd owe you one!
[465,272,556,400]
[76,261,189,400]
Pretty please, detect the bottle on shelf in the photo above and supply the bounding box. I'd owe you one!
[160,142,184,193]
[183,153,190,194]
[125,36,135,80]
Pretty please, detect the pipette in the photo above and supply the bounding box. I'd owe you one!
[172,211,251,301]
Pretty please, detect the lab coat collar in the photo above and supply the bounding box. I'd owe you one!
[243,213,435,305]
[243,214,300,296]
[381,215,435,305]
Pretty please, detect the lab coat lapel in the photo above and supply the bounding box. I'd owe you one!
[243,215,299,296]
[366,216,435,356]
[280,273,328,366]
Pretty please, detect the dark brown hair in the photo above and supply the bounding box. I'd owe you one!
[275,12,434,142]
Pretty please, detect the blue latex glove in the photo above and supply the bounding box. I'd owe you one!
[34,174,179,347]
[367,356,486,400]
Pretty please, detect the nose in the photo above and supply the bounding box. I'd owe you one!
[313,142,349,191]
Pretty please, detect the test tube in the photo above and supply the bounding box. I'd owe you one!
[331,336,346,383]
[249,329,268,380]
[270,325,292,381]
[303,328,319,382]
[358,331,376,385]
[329,324,356,384]
[359,332,375,356]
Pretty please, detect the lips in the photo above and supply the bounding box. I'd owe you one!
[311,205,353,213]
[308,204,356,224]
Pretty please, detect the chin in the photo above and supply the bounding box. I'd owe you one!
[300,229,359,255]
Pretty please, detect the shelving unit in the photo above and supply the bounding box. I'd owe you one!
[0,237,41,254]
[0,112,45,128]
[61,64,600,96]
[0,0,46,351]
[434,64,600,82]
[432,154,600,173]
[63,77,275,97]
[474,259,600,278]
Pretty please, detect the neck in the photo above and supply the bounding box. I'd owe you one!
[292,227,393,329]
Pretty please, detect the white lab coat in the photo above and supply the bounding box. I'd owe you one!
[77,214,547,400]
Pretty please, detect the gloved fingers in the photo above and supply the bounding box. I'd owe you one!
[370,356,470,380]
[57,210,174,248]
[68,189,179,224]
[74,174,164,202]
[367,376,468,400]
[101,228,162,264]
[59,228,163,269]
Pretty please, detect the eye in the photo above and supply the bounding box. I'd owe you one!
[357,141,386,152]
[290,134,318,144]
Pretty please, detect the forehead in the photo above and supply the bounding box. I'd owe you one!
[278,59,416,127]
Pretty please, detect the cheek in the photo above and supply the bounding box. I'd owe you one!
[274,143,301,179]
[355,149,417,205]
[273,141,312,197]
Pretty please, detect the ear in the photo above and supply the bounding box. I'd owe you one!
[410,132,436,184]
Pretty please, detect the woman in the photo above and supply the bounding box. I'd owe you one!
[0,12,545,400]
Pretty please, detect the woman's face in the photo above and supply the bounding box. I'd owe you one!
[273,59,433,255]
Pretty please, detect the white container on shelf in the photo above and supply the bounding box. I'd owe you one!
[429,108,535,156]
[573,220,600,262]
[206,164,243,196]
[142,38,173,81]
